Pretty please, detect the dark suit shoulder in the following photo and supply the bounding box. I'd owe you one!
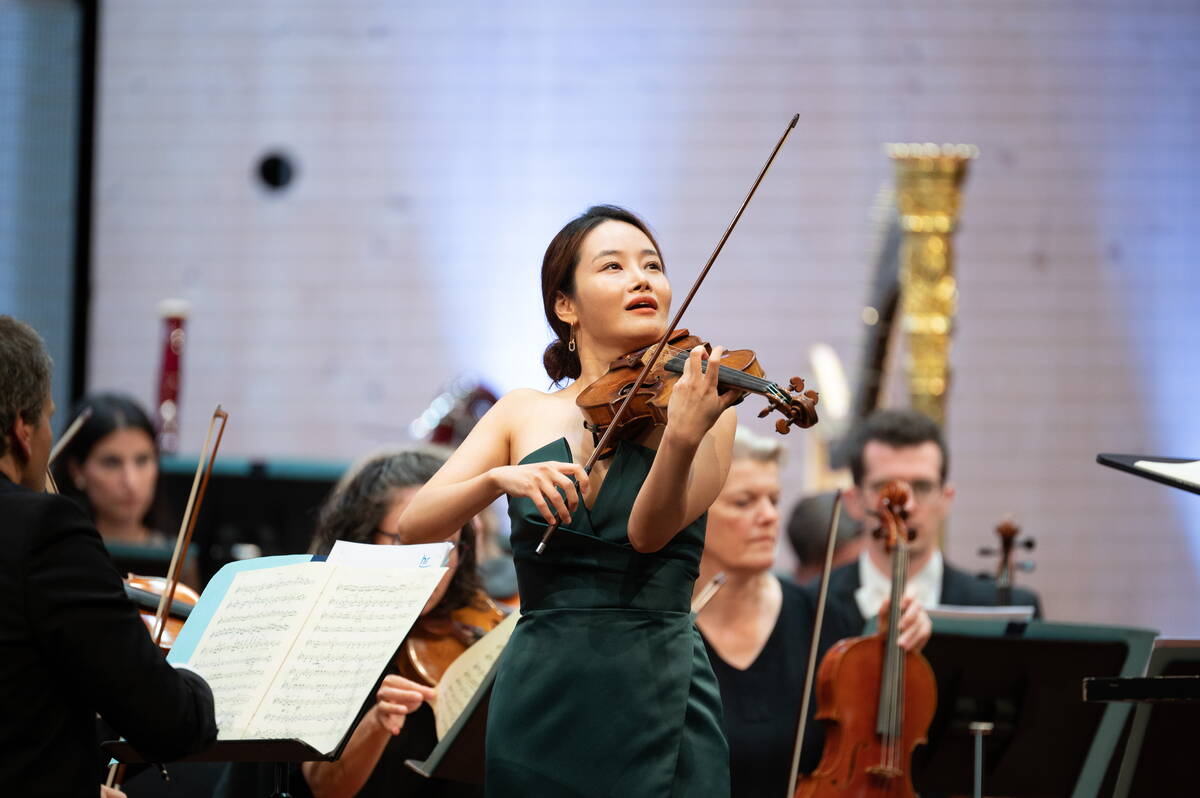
[940,561,1043,617]
[0,481,94,551]
[826,561,861,594]
[793,566,867,638]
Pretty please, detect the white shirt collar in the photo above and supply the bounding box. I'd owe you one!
[854,547,943,622]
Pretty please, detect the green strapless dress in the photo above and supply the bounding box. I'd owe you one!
[485,438,730,797]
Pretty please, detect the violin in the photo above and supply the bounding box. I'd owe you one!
[576,329,818,459]
[396,591,507,686]
[123,573,200,654]
[979,519,1035,606]
[794,483,936,798]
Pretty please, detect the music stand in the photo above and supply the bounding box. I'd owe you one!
[404,657,500,784]
[910,617,1155,798]
[1096,453,1200,496]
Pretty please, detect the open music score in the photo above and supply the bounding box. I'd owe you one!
[432,611,519,739]
[1133,458,1200,490]
[181,559,446,756]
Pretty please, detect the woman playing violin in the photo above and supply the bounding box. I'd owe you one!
[397,205,740,796]
[695,427,931,797]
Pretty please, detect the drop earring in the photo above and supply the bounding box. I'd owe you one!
[568,330,576,353]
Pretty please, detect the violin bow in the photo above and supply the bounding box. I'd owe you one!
[150,405,228,645]
[107,405,227,791]
[43,406,94,494]
[690,571,726,617]
[784,491,843,797]
[536,113,800,554]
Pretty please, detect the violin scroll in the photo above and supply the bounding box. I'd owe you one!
[979,518,1036,605]
[871,482,914,549]
[757,375,820,434]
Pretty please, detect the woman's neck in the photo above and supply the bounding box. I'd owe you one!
[696,564,777,624]
[572,330,662,389]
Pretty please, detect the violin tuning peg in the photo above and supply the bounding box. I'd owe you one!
[805,390,819,404]
[757,406,771,419]
[775,419,792,435]
[788,377,806,394]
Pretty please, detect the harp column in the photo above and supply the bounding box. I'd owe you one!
[888,143,977,427]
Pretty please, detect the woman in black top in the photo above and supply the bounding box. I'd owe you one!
[694,427,931,796]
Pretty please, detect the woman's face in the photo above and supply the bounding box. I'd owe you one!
[373,486,460,615]
[558,219,672,353]
[704,458,781,575]
[73,427,158,528]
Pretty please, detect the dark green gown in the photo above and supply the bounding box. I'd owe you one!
[485,438,730,797]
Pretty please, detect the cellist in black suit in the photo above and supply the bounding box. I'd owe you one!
[0,316,217,797]
[826,409,1042,631]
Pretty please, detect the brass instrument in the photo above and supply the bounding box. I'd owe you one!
[887,143,977,426]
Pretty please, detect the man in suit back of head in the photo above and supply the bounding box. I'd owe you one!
[0,315,217,797]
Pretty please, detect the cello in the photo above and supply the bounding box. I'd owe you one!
[793,483,937,797]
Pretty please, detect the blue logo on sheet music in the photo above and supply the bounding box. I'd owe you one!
[419,555,431,567]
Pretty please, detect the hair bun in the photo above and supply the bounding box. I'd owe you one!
[543,339,581,384]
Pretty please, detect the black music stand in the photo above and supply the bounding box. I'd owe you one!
[104,739,325,798]
[104,714,389,798]
[1096,453,1200,496]
[909,618,1155,798]
[403,657,500,784]
[1085,639,1200,798]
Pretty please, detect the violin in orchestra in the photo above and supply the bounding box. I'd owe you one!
[795,483,936,798]
[979,519,1036,607]
[576,328,818,459]
[396,590,508,687]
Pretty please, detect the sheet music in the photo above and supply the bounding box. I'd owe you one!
[928,604,1035,622]
[250,565,445,753]
[433,611,519,739]
[326,539,453,569]
[187,564,332,738]
[1135,459,1200,489]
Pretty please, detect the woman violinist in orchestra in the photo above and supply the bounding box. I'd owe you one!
[694,427,932,797]
[396,205,740,796]
[52,392,199,587]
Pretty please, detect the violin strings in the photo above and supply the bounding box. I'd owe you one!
[662,349,781,395]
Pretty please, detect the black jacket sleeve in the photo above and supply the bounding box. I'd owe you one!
[24,495,218,761]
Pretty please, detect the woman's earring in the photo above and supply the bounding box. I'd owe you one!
[568,330,576,353]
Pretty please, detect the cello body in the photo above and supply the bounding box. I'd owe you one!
[795,634,936,797]
[794,482,936,798]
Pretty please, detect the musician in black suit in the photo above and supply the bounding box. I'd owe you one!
[828,409,1042,631]
[0,316,217,797]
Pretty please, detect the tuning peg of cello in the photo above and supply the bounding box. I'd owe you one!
[775,419,792,435]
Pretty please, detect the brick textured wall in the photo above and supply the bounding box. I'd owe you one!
[91,1,1200,633]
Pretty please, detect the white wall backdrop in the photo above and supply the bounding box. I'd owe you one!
[91,0,1200,634]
